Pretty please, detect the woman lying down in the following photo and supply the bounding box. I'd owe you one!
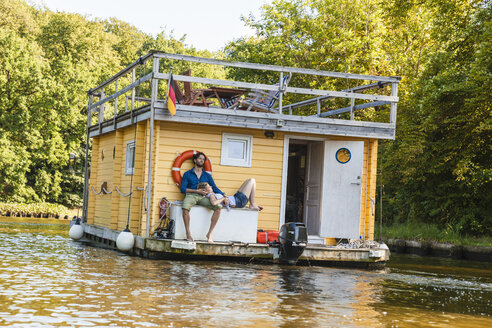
[197,178,263,211]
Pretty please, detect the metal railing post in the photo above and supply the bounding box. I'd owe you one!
[98,89,105,133]
[350,91,355,120]
[390,82,398,124]
[113,79,118,129]
[131,68,136,113]
[279,72,283,114]
[82,94,93,223]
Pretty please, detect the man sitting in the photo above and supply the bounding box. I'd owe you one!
[180,152,224,242]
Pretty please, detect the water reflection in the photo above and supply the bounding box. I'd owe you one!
[0,220,490,327]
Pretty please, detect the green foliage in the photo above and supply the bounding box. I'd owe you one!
[0,0,220,207]
[382,1,491,236]
[1,0,489,238]
[225,0,491,237]
[0,0,40,37]
[0,28,48,201]
[103,18,150,67]
[0,202,69,218]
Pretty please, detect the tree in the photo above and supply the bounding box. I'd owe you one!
[224,0,491,235]
[0,0,226,207]
[34,12,123,205]
[382,2,492,235]
[0,29,49,201]
[104,18,150,67]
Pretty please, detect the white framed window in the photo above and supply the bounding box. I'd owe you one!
[125,140,136,175]
[221,133,253,167]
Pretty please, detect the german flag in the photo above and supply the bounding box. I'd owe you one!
[167,73,176,116]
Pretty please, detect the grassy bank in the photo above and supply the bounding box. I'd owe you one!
[375,222,492,247]
[0,202,79,219]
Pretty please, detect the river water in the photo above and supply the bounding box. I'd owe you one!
[0,220,490,328]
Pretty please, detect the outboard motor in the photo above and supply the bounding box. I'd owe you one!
[278,222,307,265]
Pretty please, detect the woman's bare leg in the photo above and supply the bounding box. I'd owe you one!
[237,178,254,198]
[237,178,263,210]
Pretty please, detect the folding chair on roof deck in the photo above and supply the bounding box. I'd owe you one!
[238,72,292,112]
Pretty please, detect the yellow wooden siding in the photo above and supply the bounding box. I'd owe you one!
[86,123,147,233]
[87,119,379,241]
[150,121,284,232]
[86,137,99,226]
[368,139,378,240]
[357,139,378,240]
[133,121,147,235]
[359,141,370,239]
[115,123,146,233]
[138,121,151,236]
[110,130,123,230]
[90,133,115,228]
[147,123,161,236]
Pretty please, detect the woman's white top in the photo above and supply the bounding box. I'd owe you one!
[207,193,235,207]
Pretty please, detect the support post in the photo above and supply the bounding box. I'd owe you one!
[114,79,118,129]
[98,89,105,134]
[145,57,159,238]
[350,91,355,120]
[278,72,283,114]
[131,68,136,113]
[82,94,93,223]
[390,82,398,124]
[317,99,321,116]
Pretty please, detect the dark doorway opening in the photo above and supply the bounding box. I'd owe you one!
[285,139,324,237]
[285,141,307,223]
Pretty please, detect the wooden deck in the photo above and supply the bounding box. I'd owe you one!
[77,222,389,268]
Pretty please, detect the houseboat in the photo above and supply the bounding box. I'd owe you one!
[70,50,400,267]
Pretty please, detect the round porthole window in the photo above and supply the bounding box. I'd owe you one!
[335,148,351,164]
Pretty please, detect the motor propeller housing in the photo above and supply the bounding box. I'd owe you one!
[278,222,308,265]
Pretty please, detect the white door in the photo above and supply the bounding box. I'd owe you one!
[320,140,364,239]
[303,141,323,235]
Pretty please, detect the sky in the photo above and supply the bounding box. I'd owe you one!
[30,0,272,52]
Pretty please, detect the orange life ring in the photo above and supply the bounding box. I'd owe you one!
[171,150,212,187]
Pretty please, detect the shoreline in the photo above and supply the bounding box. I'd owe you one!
[0,217,71,225]
[384,238,492,262]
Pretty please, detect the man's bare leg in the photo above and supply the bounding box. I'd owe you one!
[182,209,194,241]
[238,178,262,210]
[205,208,221,243]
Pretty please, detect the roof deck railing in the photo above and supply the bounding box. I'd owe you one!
[85,50,400,130]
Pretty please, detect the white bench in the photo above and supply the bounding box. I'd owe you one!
[169,204,258,243]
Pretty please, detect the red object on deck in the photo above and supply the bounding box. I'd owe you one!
[257,230,279,243]
[257,231,267,243]
[266,230,280,242]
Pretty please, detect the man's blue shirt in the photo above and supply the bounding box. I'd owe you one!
[180,168,224,195]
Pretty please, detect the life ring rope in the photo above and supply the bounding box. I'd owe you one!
[171,150,212,187]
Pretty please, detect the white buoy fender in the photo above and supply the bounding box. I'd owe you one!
[69,222,84,240]
[116,229,134,251]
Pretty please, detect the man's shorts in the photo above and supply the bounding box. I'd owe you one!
[182,193,222,211]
